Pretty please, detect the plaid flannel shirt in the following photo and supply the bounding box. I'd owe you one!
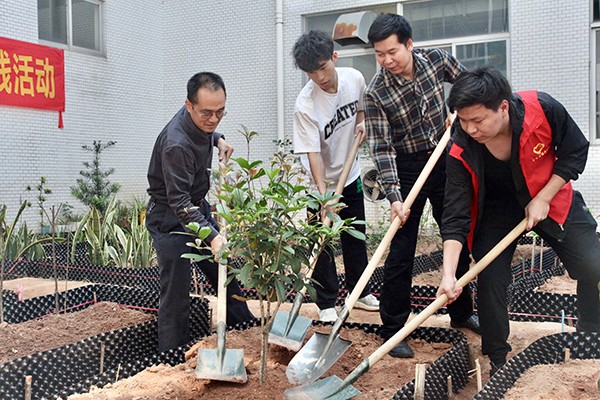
[365,48,465,203]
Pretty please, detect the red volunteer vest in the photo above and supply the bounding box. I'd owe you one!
[518,90,572,225]
[449,91,573,249]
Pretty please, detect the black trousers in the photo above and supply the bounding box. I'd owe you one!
[379,153,473,340]
[310,178,372,310]
[146,199,254,352]
[473,191,600,364]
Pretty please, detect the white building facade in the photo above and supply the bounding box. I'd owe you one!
[1,0,600,228]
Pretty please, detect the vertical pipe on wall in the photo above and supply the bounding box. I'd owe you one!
[275,0,285,146]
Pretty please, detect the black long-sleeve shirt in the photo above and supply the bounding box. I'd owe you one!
[147,106,223,241]
[442,92,589,245]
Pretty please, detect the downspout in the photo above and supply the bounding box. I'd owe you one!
[276,0,285,146]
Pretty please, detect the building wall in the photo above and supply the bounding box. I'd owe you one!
[1,0,599,229]
[0,0,165,226]
[511,0,600,216]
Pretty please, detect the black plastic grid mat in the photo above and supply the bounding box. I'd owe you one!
[473,332,600,399]
[0,284,211,400]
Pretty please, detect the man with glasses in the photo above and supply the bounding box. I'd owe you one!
[146,72,254,352]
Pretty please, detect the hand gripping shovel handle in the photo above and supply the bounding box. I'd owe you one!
[336,218,528,393]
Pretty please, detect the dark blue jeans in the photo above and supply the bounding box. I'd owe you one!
[474,191,600,364]
[146,199,254,352]
[310,178,371,310]
[379,154,473,340]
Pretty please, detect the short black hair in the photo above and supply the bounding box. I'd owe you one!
[367,13,412,46]
[447,66,512,112]
[292,30,334,72]
[187,72,226,104]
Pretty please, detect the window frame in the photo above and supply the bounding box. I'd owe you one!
[38,0,105,57]
[414,32,511,76]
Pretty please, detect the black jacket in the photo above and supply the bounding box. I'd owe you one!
[441,92,589,247]
[147,106,224,241]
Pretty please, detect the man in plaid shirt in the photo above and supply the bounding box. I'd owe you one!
[365,13,480,358]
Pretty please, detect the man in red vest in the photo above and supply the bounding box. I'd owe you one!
[438,65,600,376]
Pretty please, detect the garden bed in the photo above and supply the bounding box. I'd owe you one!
[474,332,600,400]
[0,284,211,399]
[67,321,469,400]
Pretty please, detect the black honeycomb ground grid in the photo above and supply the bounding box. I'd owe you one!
[474,332,600,399]
[0,236,590,399]
[0,284,211,400]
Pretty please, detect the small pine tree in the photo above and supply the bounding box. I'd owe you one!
[71,140,121,214]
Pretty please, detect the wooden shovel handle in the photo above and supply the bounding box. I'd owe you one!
[344,113,456,310]
[368,218,528,366]
[302,134,362,285]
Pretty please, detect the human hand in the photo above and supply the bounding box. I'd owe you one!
[444,114,454,129]
[210,234,227,259]
[320,199,339,223]
[390,200,410,227]
[437,274,462,305]
[354,121,366,146]
[217,138,234,163]
[524,197,550,230]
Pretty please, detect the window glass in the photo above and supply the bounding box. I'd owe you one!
[595,0,600,21]
[404,0,508,41]
[37,0,102,54]
[38,0,67,45]
[336,55,378,84]
[72,0,100,50]
[456,40,507,76]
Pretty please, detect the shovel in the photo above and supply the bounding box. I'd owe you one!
[269,134,362,351]
[195,199,248,382]
[286,114,456,385]
[284,218,529,400]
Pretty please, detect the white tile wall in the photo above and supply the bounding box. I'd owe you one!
[0,0,598,229]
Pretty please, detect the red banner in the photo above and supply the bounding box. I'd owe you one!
[0,36,65,127]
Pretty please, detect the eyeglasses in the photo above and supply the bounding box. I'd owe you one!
[193,106,227,120]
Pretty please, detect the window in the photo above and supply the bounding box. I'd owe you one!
[404,0,509,77]
[303,1,509,84]
[38,0,103,54]
[403,0,509,42]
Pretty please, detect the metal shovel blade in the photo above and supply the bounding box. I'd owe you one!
[269,310,312,352]
[286,331,352,385]
[195,347,248,383]
[284,376,360,400]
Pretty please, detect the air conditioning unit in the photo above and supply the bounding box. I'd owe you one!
[362,168,386,202]
[332,11,377,46]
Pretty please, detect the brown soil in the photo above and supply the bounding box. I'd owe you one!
[412,269,442,287]
[0,301,154,364]
[2,273,586,400]
[3,277,89,300]
[68,325,451,400]
[503,359,600,400]
[536,273,576,294]
[65,296,578,400]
